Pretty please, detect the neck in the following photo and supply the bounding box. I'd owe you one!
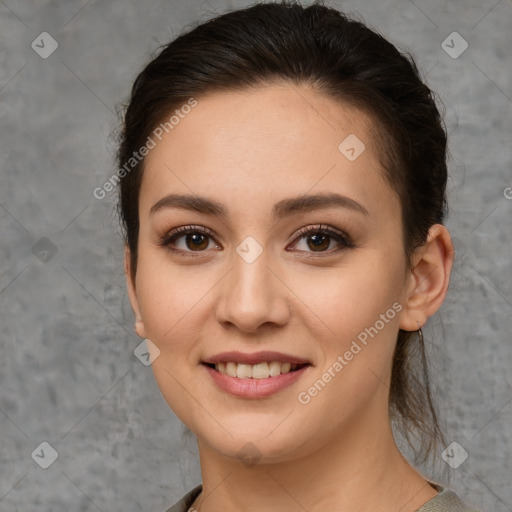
[192,408,438,512]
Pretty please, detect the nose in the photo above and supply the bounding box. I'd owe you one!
[215,246,290,334]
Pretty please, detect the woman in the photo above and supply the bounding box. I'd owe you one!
[117,2,481,511]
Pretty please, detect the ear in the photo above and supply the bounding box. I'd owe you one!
[399,224,454,331]
[125,246,147,339]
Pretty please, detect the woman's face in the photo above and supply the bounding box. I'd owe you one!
[127,83,416,462]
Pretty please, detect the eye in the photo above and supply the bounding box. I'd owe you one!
[288,224,354,255]
[159,225,220,255]
[159,223,354,257]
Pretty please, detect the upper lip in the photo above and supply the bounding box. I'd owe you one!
[202,351,311,365]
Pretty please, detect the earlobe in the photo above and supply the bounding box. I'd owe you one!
[399,224,454,332]
[124,246,147,339]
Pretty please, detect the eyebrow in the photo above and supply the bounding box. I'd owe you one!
[149,192,370,220]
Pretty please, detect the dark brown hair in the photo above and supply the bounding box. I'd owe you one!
[117,0,448,465]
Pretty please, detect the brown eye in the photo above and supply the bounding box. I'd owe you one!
[289,224,354,255]
[159,225,219,254]
[305,233,331,251]
[184,233,209,251]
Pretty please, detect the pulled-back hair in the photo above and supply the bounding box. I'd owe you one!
[117,0,448,465]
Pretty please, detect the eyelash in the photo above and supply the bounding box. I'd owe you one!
[158,224,355,258]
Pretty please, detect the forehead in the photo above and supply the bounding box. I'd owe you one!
[139,84,397,221]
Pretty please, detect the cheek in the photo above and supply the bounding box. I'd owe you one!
[135,249,218,354]
[136,239,406,353]
[292,251,405,342]
[292,248,406,409]
[292,267,403,429]
[134,254,211,419]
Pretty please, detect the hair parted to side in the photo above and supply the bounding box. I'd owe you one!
[117,0,449,466]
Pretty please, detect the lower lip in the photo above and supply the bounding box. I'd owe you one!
[202,364,310,398]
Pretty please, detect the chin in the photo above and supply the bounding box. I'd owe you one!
[189,415,321,466]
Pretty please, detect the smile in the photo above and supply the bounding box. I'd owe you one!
[205,361,308,379]
[201,350,312,397]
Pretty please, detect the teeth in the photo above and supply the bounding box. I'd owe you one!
[252,362,271,379]
[214,361,299,378]
[225,362,237,377]
[236,363,252,379]
[268,361,282,376]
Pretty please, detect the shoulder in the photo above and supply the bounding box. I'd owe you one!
[162,484,202,512]
[163,483,482,512]
[417,486,483,512]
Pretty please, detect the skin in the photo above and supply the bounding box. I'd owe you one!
[125,83,454,512]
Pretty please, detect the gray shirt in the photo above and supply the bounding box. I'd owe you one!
[163,483,481,512]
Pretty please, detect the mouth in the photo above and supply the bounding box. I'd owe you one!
[201,351,312,398]
[201,361,310,379]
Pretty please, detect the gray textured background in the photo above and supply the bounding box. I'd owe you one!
[0,0,511,510]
